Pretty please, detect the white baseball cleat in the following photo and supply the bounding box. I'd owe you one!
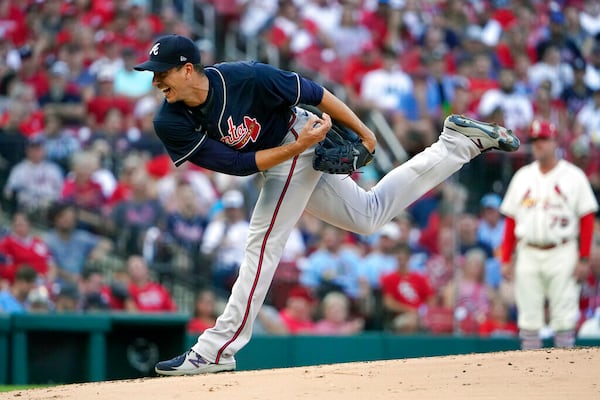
[444,114,520,152]
[155,349,236,376]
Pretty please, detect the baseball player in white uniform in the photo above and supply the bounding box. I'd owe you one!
[133,34,520,375]
[500,120,598,350]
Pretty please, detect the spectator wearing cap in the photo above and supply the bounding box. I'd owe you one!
[360,220,421,329]
[360,222,403,291]
[38,60,86,126]
[85,64,134,132]
[534,6,583,69]
[114,47,153,100]
[54,282,80,312]
[2,135,64,216]
[78,266,130,312]
[499,119,598,349]
[561,57,594,124]
[201,189,250,295]
[477,193,505,255]
[278,285,317,334]
[15,45,49,98]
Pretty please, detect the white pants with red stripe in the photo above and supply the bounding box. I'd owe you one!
[192,108,481,363]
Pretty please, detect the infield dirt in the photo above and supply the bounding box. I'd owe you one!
[1,347,598,400]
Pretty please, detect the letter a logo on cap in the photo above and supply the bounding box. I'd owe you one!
[150,43,160,56]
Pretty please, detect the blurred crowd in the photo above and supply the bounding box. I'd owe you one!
[1,0,600,340]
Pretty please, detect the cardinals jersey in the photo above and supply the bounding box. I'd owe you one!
[500,159,598,245]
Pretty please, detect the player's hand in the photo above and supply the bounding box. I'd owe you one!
[297,113,332,151]
[501,262,514,281]
[573,259,590,283]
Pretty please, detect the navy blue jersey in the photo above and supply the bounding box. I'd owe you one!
[153,61,324,176]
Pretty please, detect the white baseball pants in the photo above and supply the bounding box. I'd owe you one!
[193,108,480,363]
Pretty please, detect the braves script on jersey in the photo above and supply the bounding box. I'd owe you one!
[153,61,323,174]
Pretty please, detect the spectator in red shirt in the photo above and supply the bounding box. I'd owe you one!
[188,288,218,335]
[0,81,45,139]
[380,243,434,333]
[278,285,317,334]
[0,0,29,47]
[359,0,391,50]
[15,45,49,99]
[126,254,177,312]
[60,150,107,232]
[579,243,600,330]
[495,22,537,70]
[268,0,321,71]
[0,211,56,284]
[85,67,134,132]
[479,295,518,338]
[341,41,383,113]
[78,266,134,312]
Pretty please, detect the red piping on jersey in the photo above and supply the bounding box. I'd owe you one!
[215,123,300,363]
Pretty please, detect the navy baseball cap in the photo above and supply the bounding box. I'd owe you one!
[134,35,201,72]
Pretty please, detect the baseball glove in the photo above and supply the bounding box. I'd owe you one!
[312,120,375,175]
[302,104,375,175]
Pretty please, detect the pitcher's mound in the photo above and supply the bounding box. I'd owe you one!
[4,347,599,400]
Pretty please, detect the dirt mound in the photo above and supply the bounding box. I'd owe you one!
[2,347,598,400]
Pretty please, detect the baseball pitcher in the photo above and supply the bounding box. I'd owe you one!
[133,34,520,375]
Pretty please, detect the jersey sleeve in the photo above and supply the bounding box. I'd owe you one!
[254,63,324,108]
[154,118,259,176]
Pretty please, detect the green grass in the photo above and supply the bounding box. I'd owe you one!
[0,385,50,392]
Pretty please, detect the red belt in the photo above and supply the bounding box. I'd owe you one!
[526,239,570,250]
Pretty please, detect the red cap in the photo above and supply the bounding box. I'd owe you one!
[287,286,316,303]
[529,120,557,140]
